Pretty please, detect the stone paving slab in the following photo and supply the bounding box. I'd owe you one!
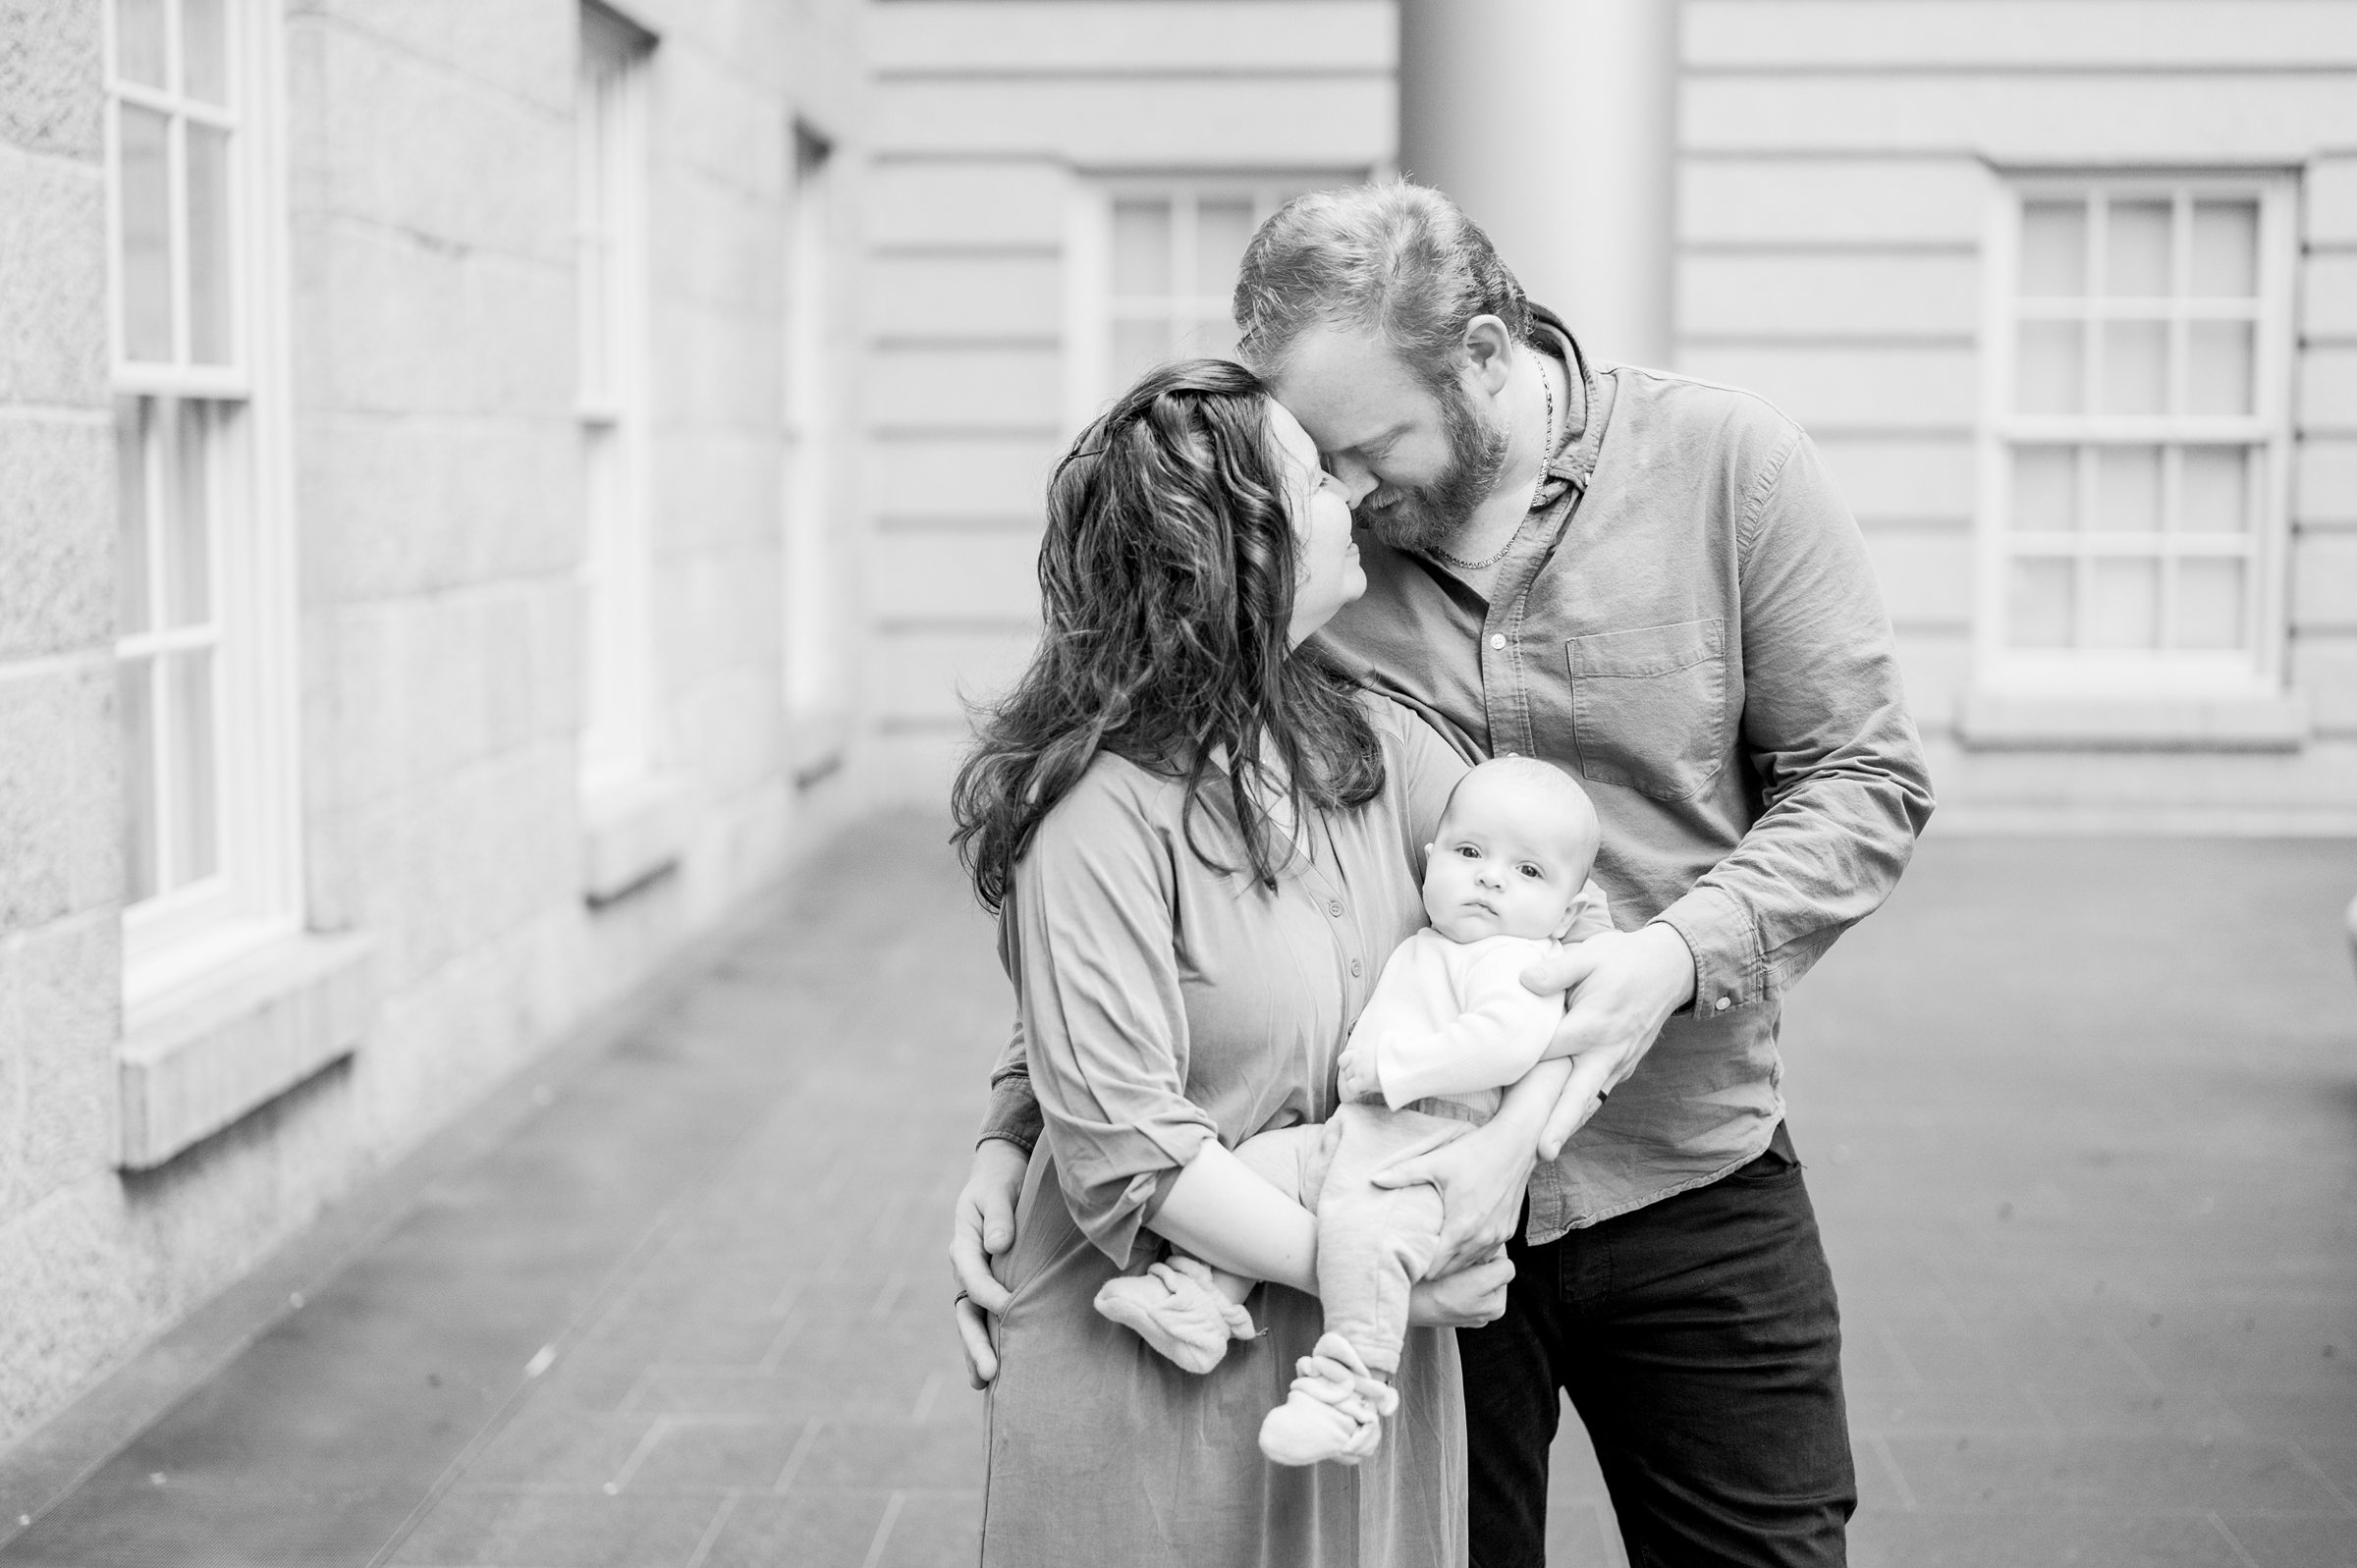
[2,822,2352,1566]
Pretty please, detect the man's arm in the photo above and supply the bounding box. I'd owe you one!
[1650,430,1934,1018]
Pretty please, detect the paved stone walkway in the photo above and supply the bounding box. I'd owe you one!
[1,818,2352,1566]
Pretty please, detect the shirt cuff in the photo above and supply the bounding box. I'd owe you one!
[978,1071,1044,1155]
[1648,884,1757,1019]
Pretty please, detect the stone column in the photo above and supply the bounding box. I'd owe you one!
[1398,0,1675,367]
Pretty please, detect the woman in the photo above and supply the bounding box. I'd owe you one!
[952,360,1513,1566]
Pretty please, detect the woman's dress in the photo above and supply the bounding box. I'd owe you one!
[981,696,1471,1568]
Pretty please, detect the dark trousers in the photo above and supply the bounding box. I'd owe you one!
[1461,1123,1856,1568]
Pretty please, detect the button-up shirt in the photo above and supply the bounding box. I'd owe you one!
[984,306,1935,1241]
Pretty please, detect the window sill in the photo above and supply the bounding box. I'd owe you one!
[1957,686,2310,752]
[582,771,692,905]
[116,931,379,1171]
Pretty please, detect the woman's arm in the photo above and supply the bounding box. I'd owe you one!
[1143,1140,1317,1293]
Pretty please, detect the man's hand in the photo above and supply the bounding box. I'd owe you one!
[1406,1251,1515,1327]
[1522,923,1696,1158]
[1369,1117,1536,1276]
[950,1137,1029,1387]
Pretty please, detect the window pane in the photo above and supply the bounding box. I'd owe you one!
[2097,321,2167,415]
[2019,201,2086,296]
[187,123,234,365]
[114,0,167,87]
[1194,197,1254,299]
[2104,199,2172,297]
[2174,558,2246,650]
[119,656,158,902]
[1111,200,1171,297]
[2088,558,2161,648]
[118,103,174,362]
[2093,445,2162,532]
[1178,315,1240,362]
[164,649,219,885]
[2189,200,2258,297]
[1111,317,1170,390]
[2010,446,2076,532]
[2178,447,2249,533]
[2186,322,2254,415]
[2006,559,2074,648]
[116,398,151,635]
[2015,321,2082,414]
[183,0,230,104]
[165,400,212,625]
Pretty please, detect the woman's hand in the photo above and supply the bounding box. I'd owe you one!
[950,1137,1030,1387]
[1406,1251,1514,1327]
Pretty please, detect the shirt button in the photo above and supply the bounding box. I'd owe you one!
[1350,959,1362,977]
[1501,750,1517,758]
[1328,899,1343,918]
[1488,633,1507,650]
[1715,996,1732,1012]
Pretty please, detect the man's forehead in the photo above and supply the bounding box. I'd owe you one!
[1270,325,1431,446]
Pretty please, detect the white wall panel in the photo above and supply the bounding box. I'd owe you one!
[875,78,1395,166]
[1678,158,1986,246]
[868,531,1044,625]
[868,254,1063,341]
[1685,1,2357,70]
[1678,253,1979,340]
[866,436,1065,520]
[2291,532,2357,631]
[1863,530,1974,629]
[868,345,1063,433]
[2299,347,2357,434]
[2311,157,2357,247]
[1676,345,1978,433]
[872,1,1397,74]
[874,627,1040,722]
[866,160,1069,249]
[2295,438,2357,525]
[1811,437,1976,523]
[1683,76,2357,162]
[2302,253,2357,340]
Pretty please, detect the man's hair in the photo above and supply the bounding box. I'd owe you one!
[1233,179,1533,394]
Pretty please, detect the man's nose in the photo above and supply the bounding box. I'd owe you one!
[1330,458,1377,507]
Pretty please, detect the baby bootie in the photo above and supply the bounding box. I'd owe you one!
[1257,1332,1399,1467]
[1094,1256,1257,1375]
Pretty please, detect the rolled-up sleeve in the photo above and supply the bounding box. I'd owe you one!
[1652,431,1936,1012]
[1001,783,1219,1263]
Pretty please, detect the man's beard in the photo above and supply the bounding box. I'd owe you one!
[1354,379,1509,552]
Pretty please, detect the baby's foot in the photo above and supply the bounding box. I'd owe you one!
[1257,1332,1399,1467]
[1094,1257,1256,1374]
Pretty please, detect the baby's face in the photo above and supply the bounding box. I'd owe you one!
[1421,768,1598,944]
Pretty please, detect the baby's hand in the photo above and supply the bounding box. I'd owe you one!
[1336,1037,1382,1103]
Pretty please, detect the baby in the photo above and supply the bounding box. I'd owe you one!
[1094,756,1611,1467]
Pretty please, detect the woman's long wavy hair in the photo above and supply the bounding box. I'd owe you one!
[952,358,1385,911]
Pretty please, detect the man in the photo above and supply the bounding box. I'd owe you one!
[952,181,1933,1566]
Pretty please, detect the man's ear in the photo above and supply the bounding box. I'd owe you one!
[1461,315,1514,396]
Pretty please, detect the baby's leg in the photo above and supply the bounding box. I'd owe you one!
[1092,1124,1327,1374]
[1259,1104,1471,1467]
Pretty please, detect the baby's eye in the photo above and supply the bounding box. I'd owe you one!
[1453,844,1480,859]
[1516,864,1544,880]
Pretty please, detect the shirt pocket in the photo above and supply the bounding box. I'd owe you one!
[1565,618,1727,802]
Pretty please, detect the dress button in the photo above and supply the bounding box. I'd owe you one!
[1328,899,1343,917]
[1350,959,1362,977]
[1715,996,1732,1012]
[1488,633,1507,650]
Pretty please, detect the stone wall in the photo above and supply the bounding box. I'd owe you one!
[0,0,866,1448]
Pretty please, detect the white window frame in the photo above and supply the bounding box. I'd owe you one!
[1974,171,2297,697]
[576,4,657,801]
[105,0,303,1014]
[1064,174,1360,432]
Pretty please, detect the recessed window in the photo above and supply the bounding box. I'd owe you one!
[1982,178,2293,687]
[1068,178,1349,423]
[107,0,301,1005]
[576,4,656,796]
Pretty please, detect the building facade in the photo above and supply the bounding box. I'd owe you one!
[1402,0,2357,832]
[0,0,869,1445]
